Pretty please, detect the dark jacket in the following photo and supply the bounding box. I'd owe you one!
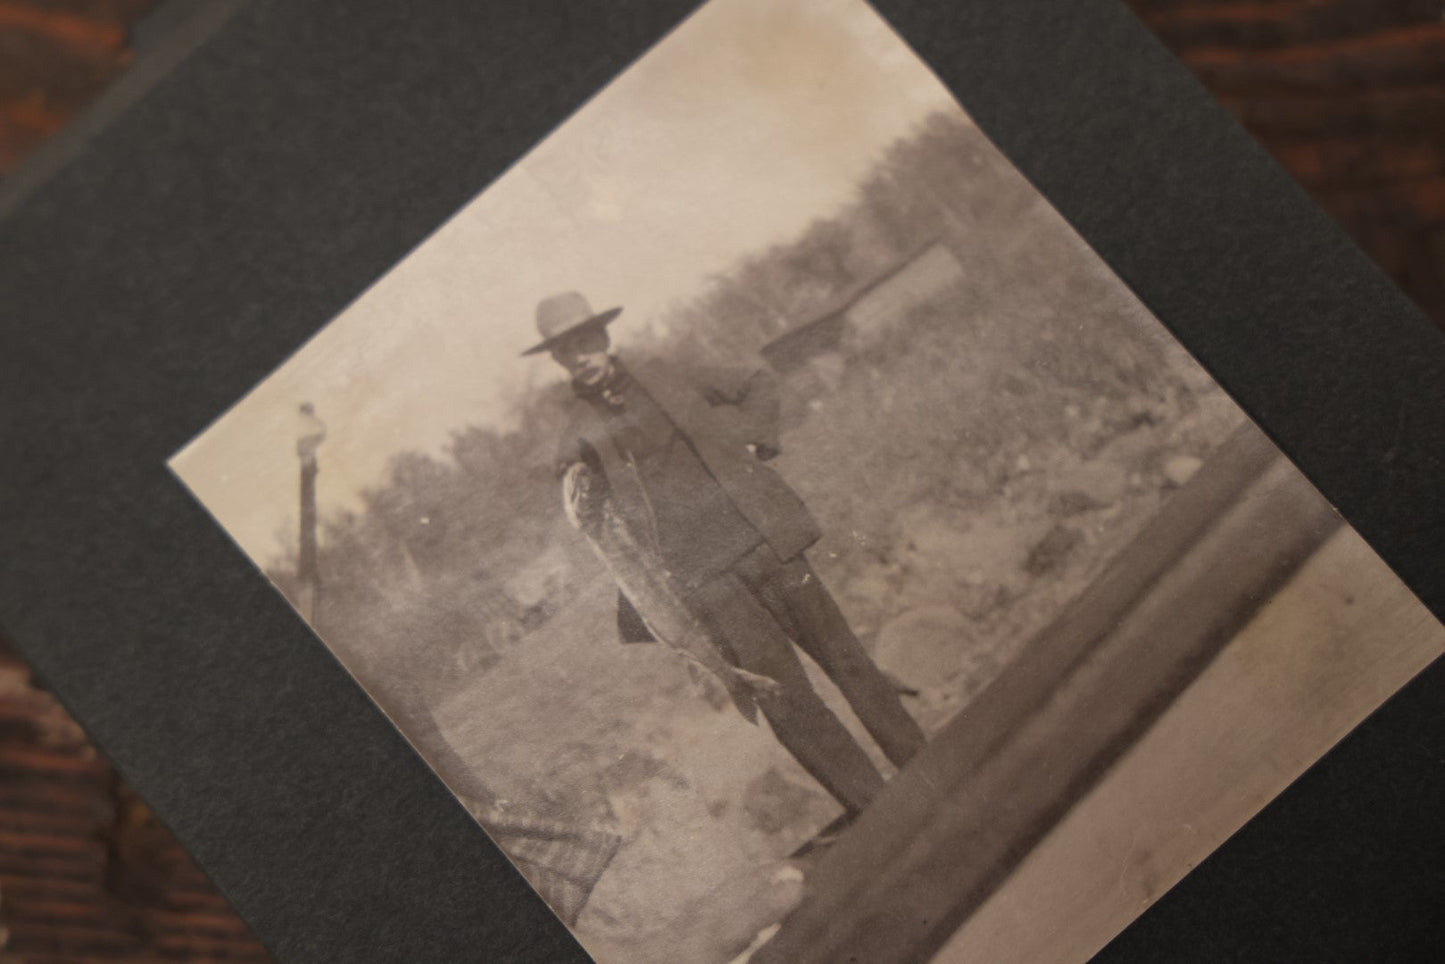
[559,357,820,641]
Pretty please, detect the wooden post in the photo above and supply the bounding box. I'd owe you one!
[295,403,325,626]
[297,457,319,624]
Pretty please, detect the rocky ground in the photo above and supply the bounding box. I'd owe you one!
[819,349,1246,737]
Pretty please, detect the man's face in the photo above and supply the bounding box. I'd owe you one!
[549,326,613,387]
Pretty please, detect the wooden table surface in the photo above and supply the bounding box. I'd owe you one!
[1,1,1442,961]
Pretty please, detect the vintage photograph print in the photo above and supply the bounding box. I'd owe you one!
[169,0,1445,961]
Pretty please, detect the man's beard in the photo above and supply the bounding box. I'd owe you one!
[574,364,610,388]
[572,357,627,409]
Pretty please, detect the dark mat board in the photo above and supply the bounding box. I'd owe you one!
[0,0,1440,960]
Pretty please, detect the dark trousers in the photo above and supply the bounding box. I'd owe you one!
[689,544,926,815]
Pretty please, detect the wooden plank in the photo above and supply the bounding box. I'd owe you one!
[0,829,108,857]
[0,897,124,930]
[0,747,110,778]
[755,446,1341,963]
[1221,88,1445,137]
[1138,0,1444,50]
[0,781,112,814]
[0,2,126,55]
[0,919,143,955]
[1182,28,1445,95]
[0,806,107,837]
[0,874,104,903]
[1265,135,1443,191]
[0,849,104,881]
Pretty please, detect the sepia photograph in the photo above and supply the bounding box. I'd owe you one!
[167,0,1445,961]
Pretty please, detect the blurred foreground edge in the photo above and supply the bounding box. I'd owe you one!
[754,423,1358,963]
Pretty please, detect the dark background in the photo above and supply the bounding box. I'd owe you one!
[0,0,1440,960]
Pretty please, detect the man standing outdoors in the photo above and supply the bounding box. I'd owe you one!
[525,292,924,817]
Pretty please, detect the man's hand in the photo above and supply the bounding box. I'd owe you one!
[702,366,783,459]
[729,666,782,700]
[688,661,733,711]
[687,662,782,712]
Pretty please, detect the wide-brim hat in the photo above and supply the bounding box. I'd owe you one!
[522,291,623,356]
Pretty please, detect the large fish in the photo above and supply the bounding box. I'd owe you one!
[562,461,778,724]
